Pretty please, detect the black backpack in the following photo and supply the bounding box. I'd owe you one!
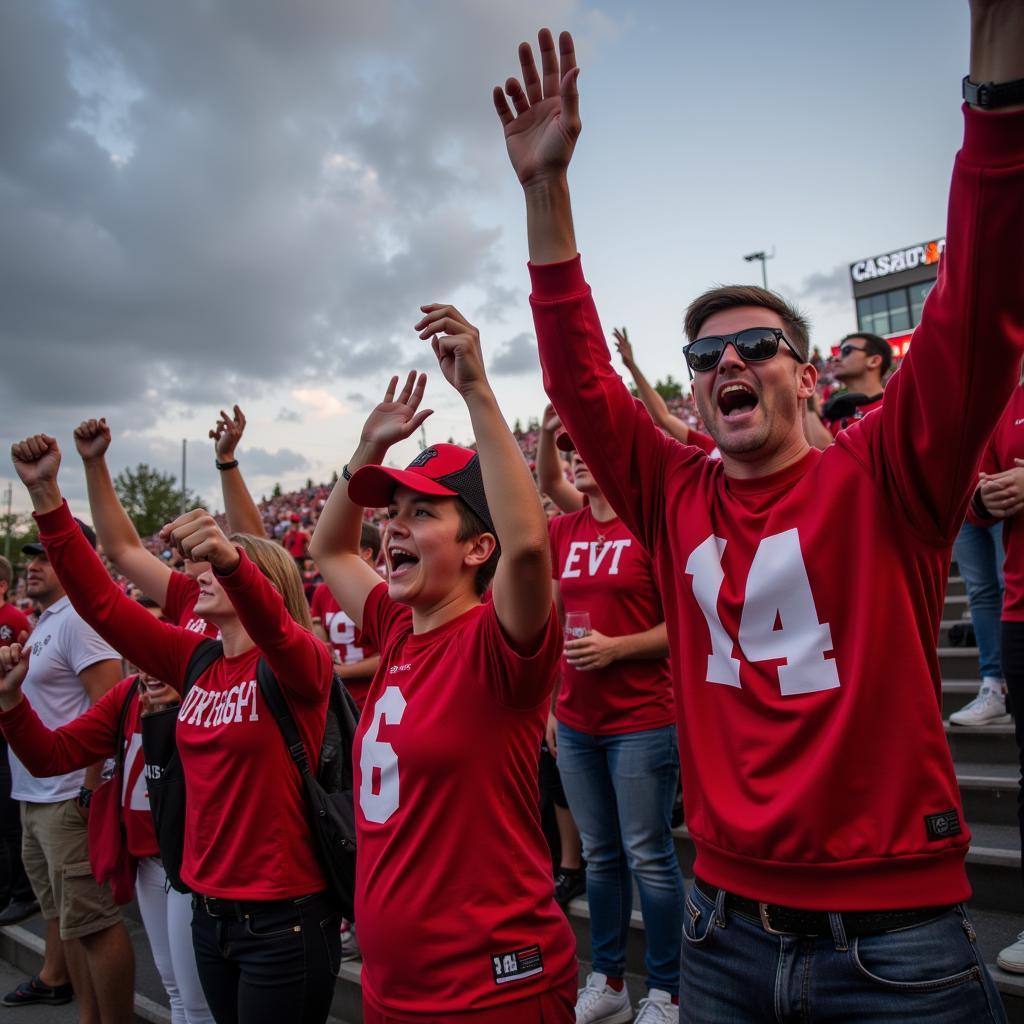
[141,638,359,917]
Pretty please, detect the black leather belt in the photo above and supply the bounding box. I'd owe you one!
[194,894,293,919]
[694,878,953,938]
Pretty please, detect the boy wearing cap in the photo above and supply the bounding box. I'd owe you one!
[310,303,576,1023]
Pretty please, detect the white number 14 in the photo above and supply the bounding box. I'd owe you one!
[685,530,840,696]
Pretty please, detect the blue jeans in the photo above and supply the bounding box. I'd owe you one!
[191,891,340,1024]
[680,883,1006,1022]
[556,722,683,995]
[953,520,1005,679]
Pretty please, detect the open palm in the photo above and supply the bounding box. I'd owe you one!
[494,29,581,187]
[361,372,433,447]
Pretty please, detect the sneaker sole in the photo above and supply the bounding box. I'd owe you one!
[949,714,1011,726]
[998,955,1024,974]
[577,1005,634,1024]
[1,996,73,1007]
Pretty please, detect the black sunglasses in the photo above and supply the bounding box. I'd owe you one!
[682,327,802,377]
[837,343,868,358]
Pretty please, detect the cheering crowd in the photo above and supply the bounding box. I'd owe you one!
[0,4,1023,1023]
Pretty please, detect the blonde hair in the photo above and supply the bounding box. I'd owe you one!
[229,533,314,632]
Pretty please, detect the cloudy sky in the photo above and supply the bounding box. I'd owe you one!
[1,0,968,516]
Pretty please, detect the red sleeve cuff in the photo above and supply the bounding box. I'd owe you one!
[961,103,1024,168]
[0,698,31,726]
[34,499,77,539]
[528,254,589,301]
[214,548,257,590]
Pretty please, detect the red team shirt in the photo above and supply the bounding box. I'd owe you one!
[973,384,1024,621]
[531,106,1024,911]
[0,676,158,857]
[548,510,673,734]
[36,501,333,900]
[0,603,31,646]
[310,582,377,709]
[162,569,219,638]
[354,582,576,1018]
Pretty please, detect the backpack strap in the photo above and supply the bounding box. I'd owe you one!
[113,681,139,775]
[181,639,223,699]
[255,659,314,779]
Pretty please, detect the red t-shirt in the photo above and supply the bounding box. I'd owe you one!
[529,102,1024,912]
[549,509,673,735]
[282,528,309,558]
[0,676,158,857]
[35,501,334,900]
[687,428,718,456]
[355,583,576,1017]
[972,384,1024,620]
[0,603,31,645]
[310,583,377,710]
[162,570,219,638]
[826,393,885,437]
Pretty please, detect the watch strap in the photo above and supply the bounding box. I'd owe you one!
[963,75,1024,110]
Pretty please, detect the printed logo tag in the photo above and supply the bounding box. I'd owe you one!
[491,944,544,985]
[924,809,962,841]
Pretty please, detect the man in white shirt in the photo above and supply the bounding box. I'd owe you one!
[3,520,134,1024]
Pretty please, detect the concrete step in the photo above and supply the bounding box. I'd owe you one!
[946,723,1017,765]
[957,762,1019,827]
[940,646,982,679]
[944,592,971,620]
[939,618,978,646]
[947,575,967,597]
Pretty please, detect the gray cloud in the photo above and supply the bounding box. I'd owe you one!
[276,407,302,423]
[489,332,539,375]
[793,264,852,307]
[0,0,581,446]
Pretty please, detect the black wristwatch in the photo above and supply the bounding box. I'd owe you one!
[215,459,239,472]
[77,786,93,810]
[962,75,1024,110]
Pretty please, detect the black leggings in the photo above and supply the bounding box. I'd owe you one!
[1002,621,1024,885]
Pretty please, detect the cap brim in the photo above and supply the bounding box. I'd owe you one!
[21,543,44,556]
[348,464,460,509]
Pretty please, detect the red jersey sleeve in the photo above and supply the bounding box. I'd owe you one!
[838,106,1024,546]
[358,581,413,654]
[687,428,716,455]
[530,257,706,555]
[215,550,332,702]
[35,501,200,685]
[0,676,134,776]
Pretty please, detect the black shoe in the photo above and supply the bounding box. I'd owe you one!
[554,867,586,908]
[0,898,40,926]
[2,975,73,1007]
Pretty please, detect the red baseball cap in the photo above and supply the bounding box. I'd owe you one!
[555,430,576,453]
[348,444,496,537]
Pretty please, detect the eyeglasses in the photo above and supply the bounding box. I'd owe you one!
[682,327,801,377]
[837,343,868,358]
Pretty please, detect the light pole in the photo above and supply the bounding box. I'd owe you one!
[743,247,775,290]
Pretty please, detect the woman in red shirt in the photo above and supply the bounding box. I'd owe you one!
[0,669,214,1024]
[310,305,577,1023]
[8,433,337,1024]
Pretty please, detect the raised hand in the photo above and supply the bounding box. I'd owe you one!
[360,372,433,448]
[74,418,112,463]
[11,434,62,491]
[541,403,562,434]
[210,405,247,461]
[0,635,31,707]
[415,305,489,397]
[612,327,635,368]
[493,28,581,188]
[159,509,239,572]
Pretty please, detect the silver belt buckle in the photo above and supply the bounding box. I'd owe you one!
[759,902,789,935]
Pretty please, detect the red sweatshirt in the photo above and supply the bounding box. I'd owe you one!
[530,105,1024,911]
[37,501,334,899]
[0,677,158,857]
[971,384,1024,620]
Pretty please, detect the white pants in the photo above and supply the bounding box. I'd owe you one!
[135,856,214,1024]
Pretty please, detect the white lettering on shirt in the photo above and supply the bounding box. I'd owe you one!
[177,681,258,728]
[563,539,632,579]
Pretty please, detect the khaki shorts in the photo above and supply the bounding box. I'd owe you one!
[20,799,122,940]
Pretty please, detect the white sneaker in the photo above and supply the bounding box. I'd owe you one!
[949,680,1010,726]
[575,972,633,1024]
[997,931,1024,973]
[635,988,678,1024]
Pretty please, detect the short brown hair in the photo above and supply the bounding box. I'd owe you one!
[454,500,499,597]
[359,521,381,561]
[684,286,811,362]
[229,534,314,632]
[841,331,892,377]
[0,556,12,590]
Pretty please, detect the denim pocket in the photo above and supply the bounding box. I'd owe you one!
[244,902,303,939]
[850,911,981,992]
[682,887,718,946]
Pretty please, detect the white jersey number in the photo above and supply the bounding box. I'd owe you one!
[686,529,840,696]
[327,612,363,663]
[121,733,150,811]
[359,685,407,823]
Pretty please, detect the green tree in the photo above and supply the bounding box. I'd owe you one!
[114,464,198,538]
[655,374,683,401]
[1,510,38,565]
[272,482,282,498]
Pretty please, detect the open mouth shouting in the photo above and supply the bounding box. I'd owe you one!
[388,545,420,579]
[716,380,760,422]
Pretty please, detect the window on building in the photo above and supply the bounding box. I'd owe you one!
[910,281,933,326]
[887,288,910,332]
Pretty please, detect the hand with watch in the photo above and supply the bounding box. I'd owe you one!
[76,785,93,819]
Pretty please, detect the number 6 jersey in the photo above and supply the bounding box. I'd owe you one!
[354,582,576,1018]
[531,105,1024,912]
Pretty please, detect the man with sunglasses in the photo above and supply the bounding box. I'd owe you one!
[494,4,1023,1020]
[820,332,893,440]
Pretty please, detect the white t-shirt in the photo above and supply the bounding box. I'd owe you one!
[9,596,119,803]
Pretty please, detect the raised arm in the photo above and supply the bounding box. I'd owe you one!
[536,404,583,513]
[74,418,174,605]
[11,434,196,684]
[309,372,433,629]
[613,328,692,444]
[210,405,267,537]
[415,305,553,648]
